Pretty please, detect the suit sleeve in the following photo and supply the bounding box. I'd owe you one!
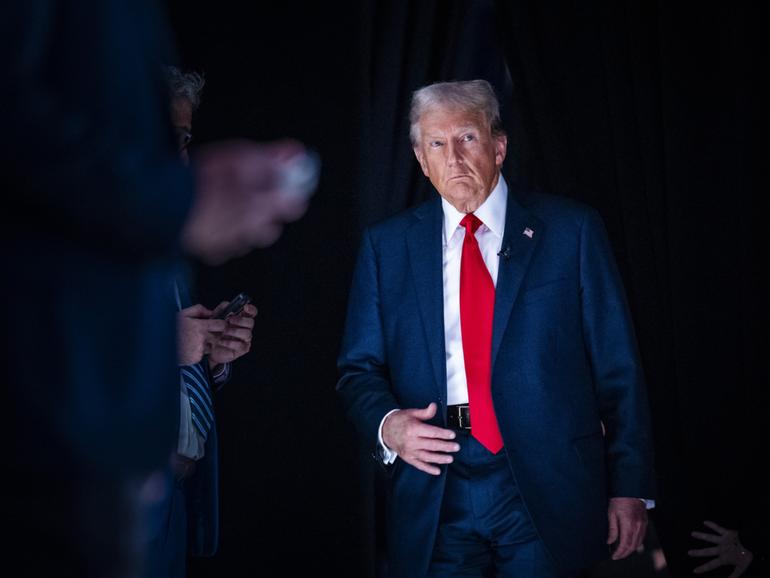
[336,229,401,453]
[579,209,657,499]
[210,361,231,391]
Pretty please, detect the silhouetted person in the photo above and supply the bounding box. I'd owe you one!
[1,3,310,576]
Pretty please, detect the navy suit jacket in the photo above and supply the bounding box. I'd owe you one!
[337,186,656,577]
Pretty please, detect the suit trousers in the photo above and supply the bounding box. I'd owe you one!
[427,430,571,578]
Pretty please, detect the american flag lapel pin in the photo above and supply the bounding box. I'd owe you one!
[523,227,534,238]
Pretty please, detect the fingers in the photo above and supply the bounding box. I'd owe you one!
[608,498,646,560]
[211,301,229,317]
[616,526,645,559]
[181,304,213,318]
[178,305,226,333]
[214,339,249,357]
[417,436,461,454]
[612,520,636,559]
[205,319,228,333]
[394,413,456,444]
[419,424,458,441]
[226,314,255,330]
[702,520,728,535]
[265,190,309,221]
[209,343,243,364]
[400,435,458,465]
[271,140,307,165]
[219,325,253,342]
[185,140,313,262]
[398,419,456,445]
[691,531,722,544]
[413,449,455,466]
[211,302,257,327]
[407,458,442,476]
[627,519,646,558]
[223,139,305,184]
[403,444,460,477]
[694,558,724,574]
[382,404,460,474]
[209,317,254,365]
[411,402,437,421]
[240,303,258,318]
[210,331,251,361]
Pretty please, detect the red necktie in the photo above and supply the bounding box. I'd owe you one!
[459,213,503,454]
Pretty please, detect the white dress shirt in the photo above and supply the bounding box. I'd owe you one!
[442,176,507,405]
[378,176,508,462]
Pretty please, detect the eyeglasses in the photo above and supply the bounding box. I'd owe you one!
[174,127,193,151]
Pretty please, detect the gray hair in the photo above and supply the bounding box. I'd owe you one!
[409,79,503,146]
[165,65,205,111]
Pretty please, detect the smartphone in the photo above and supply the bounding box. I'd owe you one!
[277,149,321,200]
[214,292,251,319]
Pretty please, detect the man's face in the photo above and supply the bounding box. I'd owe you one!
[170,97,193,164]
[414,106,507,213]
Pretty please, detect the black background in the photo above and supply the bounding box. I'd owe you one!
[166,2,767,577]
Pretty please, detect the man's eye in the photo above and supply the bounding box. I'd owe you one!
[430,141,443,148]
[461,134,475,142]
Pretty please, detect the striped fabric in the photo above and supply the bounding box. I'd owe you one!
[181,362,215,439]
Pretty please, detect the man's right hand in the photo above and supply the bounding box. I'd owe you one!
[180,140,311,265]
[382,402,460,476]
[176,304,227,365]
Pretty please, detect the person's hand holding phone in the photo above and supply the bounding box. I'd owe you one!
[181,139,319,265]
[209,295,257,367]
[177,304,227,366]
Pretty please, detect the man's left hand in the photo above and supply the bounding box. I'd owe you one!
[208,302,257,367]
[607,496,648,560]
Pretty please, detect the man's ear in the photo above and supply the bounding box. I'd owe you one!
[414,147,430,177]
[494,134,508,168]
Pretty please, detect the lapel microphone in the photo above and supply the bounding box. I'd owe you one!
[498,245,512,260]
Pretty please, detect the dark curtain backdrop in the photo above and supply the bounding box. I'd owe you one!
[166,1,766,577]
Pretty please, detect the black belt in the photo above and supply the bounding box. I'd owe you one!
[447,404,471,430]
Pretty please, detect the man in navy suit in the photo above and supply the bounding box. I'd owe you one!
[337,80,656,577]
[143,67,259,578]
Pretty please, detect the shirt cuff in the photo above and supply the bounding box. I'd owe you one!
[642,499,655,509]
[210,362,230,385]
[377,409,400,465]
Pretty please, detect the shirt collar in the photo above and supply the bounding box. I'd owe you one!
[442,174,508,245]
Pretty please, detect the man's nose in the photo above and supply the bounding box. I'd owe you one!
[447,143,463,165]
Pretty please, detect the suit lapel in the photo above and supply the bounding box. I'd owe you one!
[492,193,543,364]
[406,199,447,402]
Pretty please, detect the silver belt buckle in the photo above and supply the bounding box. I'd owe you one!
[456,404,470,429]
